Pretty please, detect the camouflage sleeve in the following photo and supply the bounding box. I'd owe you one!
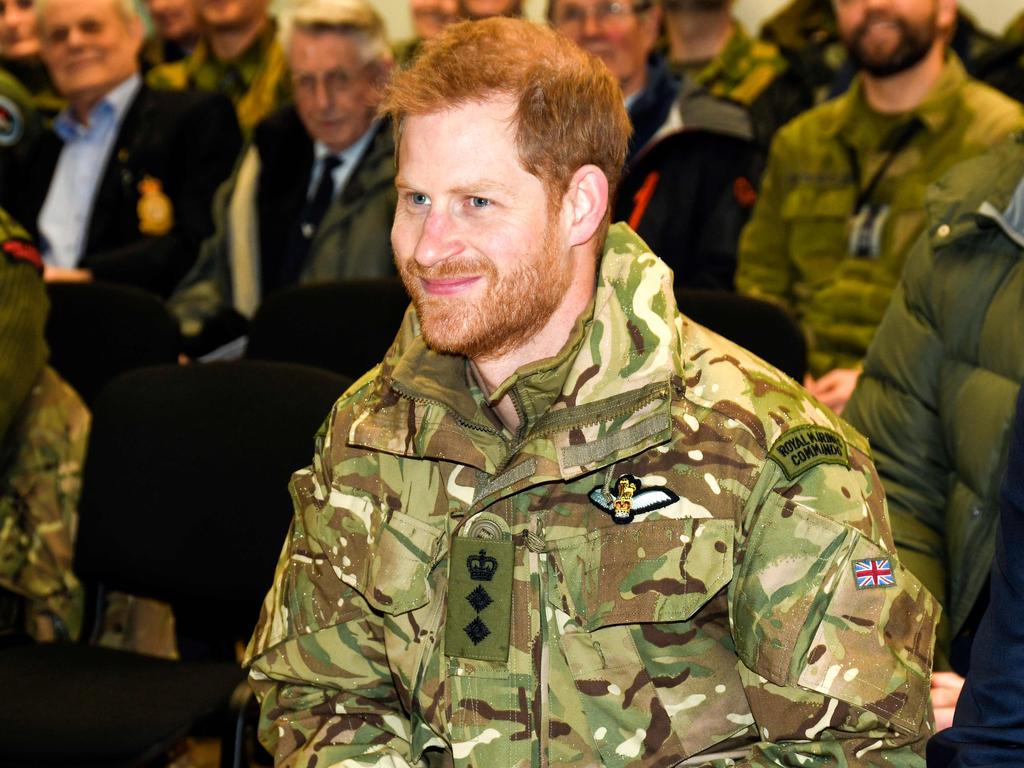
[727,438,938,766]
[246,400,419,767]
[734,129,796,306]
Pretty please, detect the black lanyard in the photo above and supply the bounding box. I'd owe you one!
[846,118,925,211]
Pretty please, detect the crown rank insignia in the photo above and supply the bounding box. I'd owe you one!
[588,474,680,524]
[467,550,498,581]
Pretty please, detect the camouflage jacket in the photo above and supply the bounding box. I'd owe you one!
[736,56,1024,376]
[0,211,88,642]
[247,224,937,767]
[667,23,811,151]
[146,22,289,136]
[691,23,788,108]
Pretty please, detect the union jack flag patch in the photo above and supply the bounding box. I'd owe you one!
[853,558,895,589]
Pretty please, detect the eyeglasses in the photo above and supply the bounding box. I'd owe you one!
[551,0,651,30]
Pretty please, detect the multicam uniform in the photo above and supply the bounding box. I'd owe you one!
[736,57,1024,377]
[247,224,937,767]
[0,210,88,642]
[146,22,289,136]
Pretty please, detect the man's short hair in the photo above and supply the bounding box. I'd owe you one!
[279,0,392,68]
[381,17,630,202]
[36,0,139,28]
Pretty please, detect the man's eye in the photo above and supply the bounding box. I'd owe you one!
[409,192,430,205]
[468,197,490,208]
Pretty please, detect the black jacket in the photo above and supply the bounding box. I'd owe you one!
[928,383,1024,766]
[4,83,241,296]
[614,129,764,290]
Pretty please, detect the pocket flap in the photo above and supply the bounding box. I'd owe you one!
[361,510,444,615]
[553,518,734,631]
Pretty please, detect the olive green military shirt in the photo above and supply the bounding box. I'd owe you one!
[0,68,41,156]
[146,21,289,135]
[2,60,63,120]
[0,208,46,442]
[246,224,936,767]
[736,56,1024,377]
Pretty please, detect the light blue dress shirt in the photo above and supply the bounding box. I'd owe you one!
[39,74,142,269]
[305,121,379,202]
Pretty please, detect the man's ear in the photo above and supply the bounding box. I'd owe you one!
[936,0,957,35]
[561,164,608,248]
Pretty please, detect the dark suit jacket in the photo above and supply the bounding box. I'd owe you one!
[3,82,241,296]
[250,106,396,295]
[927,382,1024,767]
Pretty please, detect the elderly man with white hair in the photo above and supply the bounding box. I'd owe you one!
[169,0,397,357]
[0,0,241,296]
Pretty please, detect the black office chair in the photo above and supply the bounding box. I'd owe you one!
[676,287,808,382]
[0,361,351,768]
[45,281,180,404]
[246,279,410,379]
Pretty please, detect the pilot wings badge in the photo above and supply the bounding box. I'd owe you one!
[588,474,679,525]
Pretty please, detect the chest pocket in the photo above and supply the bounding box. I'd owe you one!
[550,518,749,765]
[551,517,733,630]
[347,509,445,615]
[781,186,855,270]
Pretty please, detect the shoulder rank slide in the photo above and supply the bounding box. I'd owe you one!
[445,537,513,662]
[768,425,850,480]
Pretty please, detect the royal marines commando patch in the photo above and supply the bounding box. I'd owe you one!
[445,537,513,662]
[768,425,850,480]
[588,474,679,525]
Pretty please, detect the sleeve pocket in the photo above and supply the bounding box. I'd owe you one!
[732,494,938,736]
[361,510,444,615]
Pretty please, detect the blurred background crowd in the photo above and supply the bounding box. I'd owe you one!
[2,0,1024,763]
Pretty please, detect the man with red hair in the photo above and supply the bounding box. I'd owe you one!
[246,17,935,767]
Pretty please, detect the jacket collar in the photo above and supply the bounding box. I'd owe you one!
[825,53,968,145]
[927,131,1024,251]
[188,20,277,92]
[349,224,679,489]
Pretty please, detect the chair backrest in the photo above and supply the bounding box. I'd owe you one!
[246,279,411,379]
[45,282,180,404]
[676,287,808,382]
[74,361,351,643]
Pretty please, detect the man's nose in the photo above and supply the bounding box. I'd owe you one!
[581,9,602,36]
[414,209,460,267]
[313,79,333,111]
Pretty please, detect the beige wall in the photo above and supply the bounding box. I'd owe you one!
[356,0,1020,49]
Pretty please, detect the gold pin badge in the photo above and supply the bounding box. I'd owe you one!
[137,176,174,236]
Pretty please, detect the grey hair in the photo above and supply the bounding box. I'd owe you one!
[278,0,392,67]
[36,0,139,28]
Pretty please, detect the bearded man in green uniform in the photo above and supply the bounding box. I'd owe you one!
[246,17,936,767]
[736,0,1023,415]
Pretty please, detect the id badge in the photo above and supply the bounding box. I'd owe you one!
[444,537,514,662]
[847,203,891,259]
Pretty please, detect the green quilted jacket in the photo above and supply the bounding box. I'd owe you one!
[845,132,1024,666]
